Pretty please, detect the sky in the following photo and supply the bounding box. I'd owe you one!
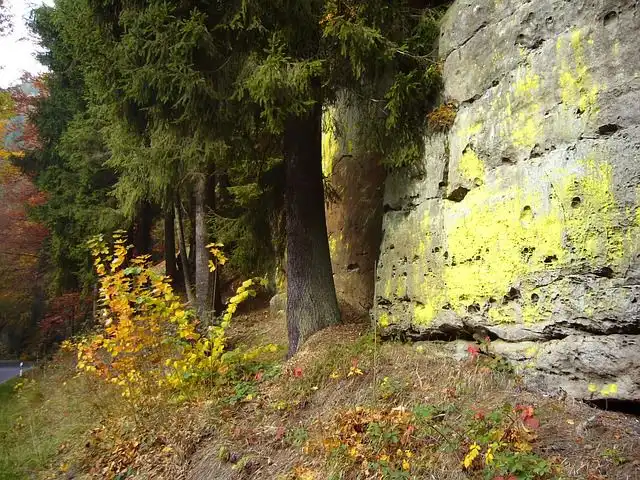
[0,0,53,88]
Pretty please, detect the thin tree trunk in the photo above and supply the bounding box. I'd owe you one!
[194,174,209,319]
[284,96,341,356]
[164,207,177,282]
[175,201,195,306]
[205,174,224,316]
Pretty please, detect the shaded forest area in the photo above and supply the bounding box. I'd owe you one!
[0,0,445,357]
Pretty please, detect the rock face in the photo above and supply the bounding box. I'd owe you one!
[375,0,640,401]
[324,102,386,319]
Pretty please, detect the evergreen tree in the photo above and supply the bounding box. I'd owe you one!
[237,0,442,353]
[22,3,122,292]
[32,0,442,355]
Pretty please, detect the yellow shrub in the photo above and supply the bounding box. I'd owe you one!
[75,231,274,404]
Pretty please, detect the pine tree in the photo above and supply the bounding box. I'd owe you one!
[35,0,443,354]
[237,0,443,353]
[22,3,122,291]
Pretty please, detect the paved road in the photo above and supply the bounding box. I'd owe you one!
[0,363,31,384]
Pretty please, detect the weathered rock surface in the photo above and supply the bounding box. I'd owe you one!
[324,100,386,319]
[375,0,640,401]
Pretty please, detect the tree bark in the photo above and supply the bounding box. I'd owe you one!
[284,97,341,356]
[194,174,210,319]
[164,207,177,282]
[175,201,195,306]
[133,201,153,255]
[205,174,224,316]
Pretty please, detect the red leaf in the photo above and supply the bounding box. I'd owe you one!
[467,345,480,358]
[293,367,303,378]
[254,371,263,382]
[524,416,540,429]
[275,426,286,440]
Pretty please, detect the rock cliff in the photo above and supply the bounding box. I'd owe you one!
[375,0,640,402]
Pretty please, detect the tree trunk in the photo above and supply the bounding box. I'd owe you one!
[194,175,210,319]
[205,174,224,316]
[284,98,341,356]
[164,207,177,282]
[133,201,153,255]
[175,201,195,306]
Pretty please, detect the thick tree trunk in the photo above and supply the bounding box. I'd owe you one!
[175,201,195,306]
[194,175,210,319]
[133,201,153,255]
[164,207,177,282]
[284,99,341,356]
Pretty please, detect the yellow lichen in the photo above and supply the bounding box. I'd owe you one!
[459,148,485,185]
[494,65,544,149]
[403,152,630,326]
[557,29,600,116]
[322,108,339,177]
[414,302,439,326]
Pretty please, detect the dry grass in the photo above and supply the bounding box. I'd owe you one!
[186,312,640,480]
[2,306,640,480]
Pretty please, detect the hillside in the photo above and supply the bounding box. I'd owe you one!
[1,305,640,480]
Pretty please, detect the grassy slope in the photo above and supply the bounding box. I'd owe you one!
[1,308,639,480]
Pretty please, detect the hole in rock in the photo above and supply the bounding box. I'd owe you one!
[447,186,470,202]
[389,244,395,250]
[598,123,620,135]
[521,206,533,221]
[531,293,540,303]
[443,251,449,259]
[346,263,359,272]
[488,297,497,304]
[593,266,614,278]
[434,246,441,253]
[467,303,481,314]
[603,10,618,26]
[503,287,521,303]
[502,157,515,165]
[521,246,535,260]
[586,399,640,416]
[544,255,558,264]
[383,204,401,213]
[571,196,582,208]
[632,298,638,304]
[545,16,554,26]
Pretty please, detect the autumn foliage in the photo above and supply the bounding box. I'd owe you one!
[0,88,47,341]
[72,232,277,404]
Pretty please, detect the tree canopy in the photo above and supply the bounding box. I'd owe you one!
[5,0,444,355]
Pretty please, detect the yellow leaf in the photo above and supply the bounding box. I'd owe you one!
[462,443,481,469]
[485,447,494,465]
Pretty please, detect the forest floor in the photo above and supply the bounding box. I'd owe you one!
[1,305,640,480]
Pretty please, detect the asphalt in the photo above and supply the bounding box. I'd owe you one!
[0,362,32,384]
